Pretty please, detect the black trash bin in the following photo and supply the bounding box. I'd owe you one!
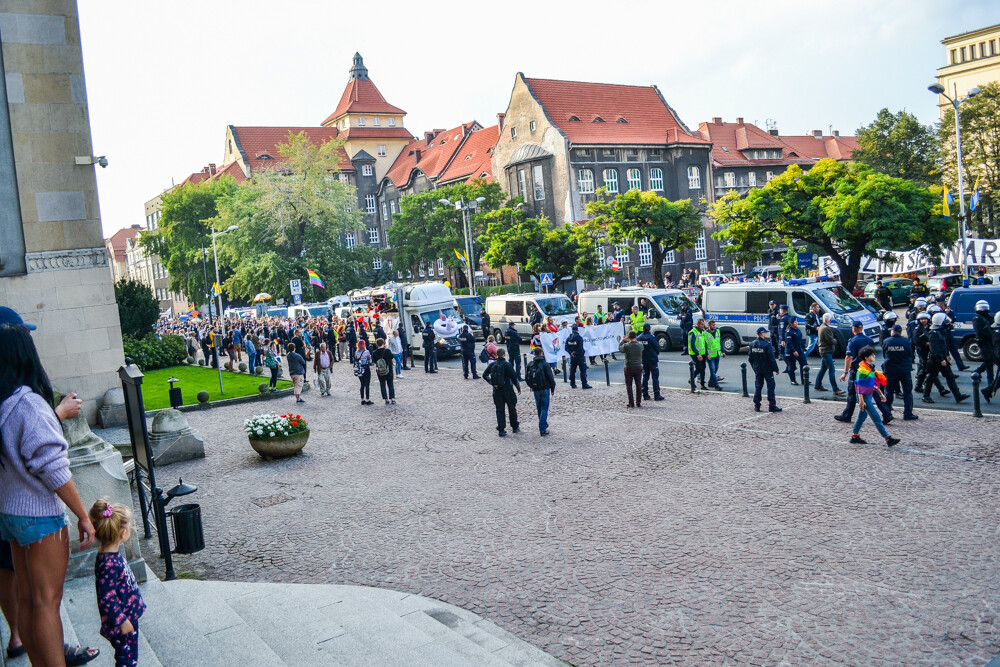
[169,503,204,554]
[169,387,183,409]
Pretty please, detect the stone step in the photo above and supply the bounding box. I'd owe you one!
[62,575,162,667]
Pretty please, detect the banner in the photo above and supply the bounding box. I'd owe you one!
[818,238,1000,276]
[538,322,627,363]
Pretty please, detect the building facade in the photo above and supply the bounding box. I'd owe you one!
[104,224,142,283]
[0,1,125,423]
[936,23,1000,118]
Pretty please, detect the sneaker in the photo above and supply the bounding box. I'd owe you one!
[513,427,521,434]
[834,414,850,422]
[296,398,305,403]
[716,376,725,382]
[789,380,799,386]
[385,399,390,405]
[921,396,935,403]
[498,431,507,437]
[391,399,396,404]
[472,374,480,379]
[814,385,828,392]
[903,414,919,420]
[654,396,665,401]
[768,406,782,412]
[956,393,970,403]
[540,430,548,436]
[833,389,846,396]
[582,385,593,390]
[882,414,894,425]
[886,437,900,448]
[850,435,867,444]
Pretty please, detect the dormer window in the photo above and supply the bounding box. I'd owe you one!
[593,117,605,123]
[568,116,580,122]
[357,117,366,126]
[721,146,729,152]
[530,121,537,132]
[388,118,396,127]
[373,117,381,126]
[257,154,273,160]
[616,118,628,123]
[464,155,471,160]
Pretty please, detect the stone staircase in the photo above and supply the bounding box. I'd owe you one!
[4,573,564,666]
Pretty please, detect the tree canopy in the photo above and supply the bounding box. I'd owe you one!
[710,159,955,290]
[853,108,939,186]
[586,188,703,287]
[115,278,160,340]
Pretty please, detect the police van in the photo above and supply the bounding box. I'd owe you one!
[946,285,1000,361]
[484,293,577,343]
[701,278,878,355]
[577,287,701,351]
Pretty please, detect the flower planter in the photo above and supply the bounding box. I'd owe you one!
[249,429,309,459]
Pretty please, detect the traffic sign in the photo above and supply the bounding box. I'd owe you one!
[293,294,301,304]
[611,259,620,272]
[289,279,302,296]
[797,252,814,270]
[540,272,554,286]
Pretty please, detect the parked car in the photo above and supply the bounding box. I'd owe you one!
[931,273,993,297]
[851,280,871,298]
[453,295,485,338]
[863,278,914,306]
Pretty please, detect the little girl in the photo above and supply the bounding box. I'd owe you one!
[90,499,146,667]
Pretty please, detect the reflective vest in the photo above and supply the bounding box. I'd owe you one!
[687,328,707,355]
[705,329,721,358]
[594,311,607,324]
[630,312,645,333]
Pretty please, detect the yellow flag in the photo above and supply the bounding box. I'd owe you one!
[942,185,951,219]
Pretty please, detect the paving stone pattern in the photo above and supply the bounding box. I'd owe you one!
[147,365,1000,666]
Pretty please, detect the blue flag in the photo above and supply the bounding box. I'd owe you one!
[970,176,981,212]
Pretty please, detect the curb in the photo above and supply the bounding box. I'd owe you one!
[143,387,295,417]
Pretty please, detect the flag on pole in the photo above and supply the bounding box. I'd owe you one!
[211,281,221,297]
[453,248,468,265]
[970,176,981,212]
[943,185,954,218]
[184,305,196,316]
[306,268,325,288]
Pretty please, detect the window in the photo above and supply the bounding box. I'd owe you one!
[687,166,701,189]
[373,257,383,270]
[365,195,376,213]
[532,165,545,200]
[530,121,537,132]
[603,169,619,193]
[792,290,817,315]
[505,301,524,317]
[381,202,388,219]
[961,46,967,61]
[345,233,356,249]
[627,168,642,191]
[338,173,349,183]
[694,231,707,260]
[766,171,775,182]
[569,116,580,122]
[724,172,736,188]
[372,117,381,126]
[638,240,652,267]
[437,258,444,273]
[388,117,396,127]
[358,116,366,126]
[511,127,517,138]
[615,244,629,265]
[595,242,605,267]
[950,49,958,64]
[377,145,386,157]
[517,169,527,197]
[649,168,664,191]
[390,200,397,214]
[748,171,757,187]
[577,169,595,193]
[732,261,743,275]
[593,116,605,123]
[419,263,425,278]
[362,164,373,176]
[664,250,675,264]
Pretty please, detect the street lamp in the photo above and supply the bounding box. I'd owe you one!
[929,82,981,285]
[513,202,524,292]
[438,197,485,297]
[211,224,238,335]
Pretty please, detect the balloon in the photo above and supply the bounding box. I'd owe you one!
[433,316,461,337]
[444,281,451,287]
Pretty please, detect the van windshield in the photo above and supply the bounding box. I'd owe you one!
[418,307,462,328]
[813,287,864,314]
[536,297,576,316]
[652,293,696,315]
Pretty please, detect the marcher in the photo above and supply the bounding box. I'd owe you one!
[637,323,664,400]
[783,318,805,385]
[565,324,592,389]
[313,342,333,396]
[388,330,404,378]
[748,327,781,412]
[705,320,725,389]
[422,325,438,373]
[882,324,917,420]
[286,342,307,403]
[505,322,523,381]
[397,320,410,370]
[372,339,396,405]
[458,325,479,379]
[972,300,995,395]
[354,339,373,405]
[922,313,969,404]
[264,341,280,392]
[525,348,556,435]
[619,331,645,407]
[482,349,520,437]
[804,302,822,356]
[688,318,709,390]
[90,499,145,667]
[629,305,645,334]
[986,312,1000,402]
[836,321,892,424]
[814,314,844,394]
[851,346,900,446]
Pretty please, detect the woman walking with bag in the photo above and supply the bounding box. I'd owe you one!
[354,340,373,405]
[372,339,396,405]
[263,341,280,392]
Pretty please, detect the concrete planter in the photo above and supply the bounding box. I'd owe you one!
[249,429,309,459]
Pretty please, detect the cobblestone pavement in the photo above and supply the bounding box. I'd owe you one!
[148,364,1000,666]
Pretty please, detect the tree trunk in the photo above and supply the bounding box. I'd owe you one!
[834,250,862,292]
[651,244,665,288]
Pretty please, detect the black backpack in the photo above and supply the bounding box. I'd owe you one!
[524,360,545,391]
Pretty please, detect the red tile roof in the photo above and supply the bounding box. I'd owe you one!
[383,122,480,188]
[696,119,858,168]
[180,167,215,187]
[106,225,142,262]
[322,77,406,126]
[230,126,353,173]
[337,127,414,141]
[440,125,499,185]
[523,76,708,146]
[214,160,247,184]
[780,134,859,161]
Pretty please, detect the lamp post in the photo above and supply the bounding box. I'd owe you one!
[438,197,485,297]
[929,82,981,285]
[513,202,524,292]
[211,224,238,335]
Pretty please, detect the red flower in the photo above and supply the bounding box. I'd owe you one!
[296,415,301,419]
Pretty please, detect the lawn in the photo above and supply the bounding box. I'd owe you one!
[140,366,291,410]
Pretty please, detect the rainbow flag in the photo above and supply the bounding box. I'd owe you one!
[306,268,325,288]
[854,360,885,395]
[184,305,196,316]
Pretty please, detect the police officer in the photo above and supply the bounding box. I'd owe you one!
[748,327,781,412]
[611,301,626,323]
[482,348,521,437]
[936,295,968,371]
[629,305,645,335]
[480,306,491,340]
[397,320,409,369]
[637,323,663,401]
[457,324,479,379]
[778,305,793,370]
[913,312,948,396]
[679,301,694,355]
[688,317,709,390]
[875,280,893,311]
[904,292,920,322]
[972,299,995,393]
[422,324,438,373]
[836,321,892,424]
[906,297,927,341]
[565,324,592,389]
[986,312,1000,402]
[783,318,805,385]
[882,323,917,420]
[880,311,898,345]
[767,300,781,346]
[505,321,523,381]
[923,312,969,403]
[528,304,543,327]
[346,321,358,362]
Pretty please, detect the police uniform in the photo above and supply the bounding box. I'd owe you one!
[783,324,805,384]
[565,326,591,389]
[923,323,966,402]
[422,327,437,372]
[506,324,523,380]
[973,307,995,388]
[637,325,662,400]
[457,327,478,379]
[778,308,793,366]
[881,329,916,419]
[913,319,946,395]
[679,306,694,354]
[748,328,780,412]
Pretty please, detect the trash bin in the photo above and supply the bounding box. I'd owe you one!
[169,503,204,554]
[169,387,183,409]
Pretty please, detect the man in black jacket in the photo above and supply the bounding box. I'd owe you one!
[482,349,521,437]
[505,322,523,381]
[422,326,437,373]
[748,327,781,413]
[397,320,409,369]
[480,307,491,339]
[637,323,662,401]
[346,322,358,362]
[457,324,479,379]
[922,313,968,404]
[526,347,556,435]
[565,324,591,389]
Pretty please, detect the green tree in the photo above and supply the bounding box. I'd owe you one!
[214,132,375,299]
[114,278,160,340]
[853,108,940,186]
[140,176,238,303]
[940,81,1000,236]
[710,159,955,290]
[585,188,703,287]
[386,180,506,288]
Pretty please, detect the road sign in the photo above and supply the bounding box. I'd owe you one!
[289,279,302,296]
[540,272,554,286]
[293,294,301,304]
[797,252,814,270]
[611,259,620,272]
[605,256,616,268]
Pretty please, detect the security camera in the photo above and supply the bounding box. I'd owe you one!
[97,156,108,168]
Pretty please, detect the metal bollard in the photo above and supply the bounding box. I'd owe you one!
[802,366,811,404]
[562,357,568,383]
[604,358,611,386]
[689,360,696,393]
[523,353,528,374]
[972,372,982,418]
[741,362,749,397]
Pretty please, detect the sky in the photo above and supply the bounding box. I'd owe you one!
[78,0,999,237]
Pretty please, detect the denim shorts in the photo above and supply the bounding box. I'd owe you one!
[0,512,68,547]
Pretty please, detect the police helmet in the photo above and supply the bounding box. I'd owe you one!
[884,312,898,320]
[756,326,768,335]
[936,295,946,302]
[976,300,990,312]
[915,298,927,307]
[931,312,948,328]
[927,304,942,314]
[994,312,1000,328]
[917,312,930,321]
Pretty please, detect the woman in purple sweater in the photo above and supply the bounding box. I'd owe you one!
[0,321,95,666]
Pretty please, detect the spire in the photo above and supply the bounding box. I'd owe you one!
[349,52,369,81]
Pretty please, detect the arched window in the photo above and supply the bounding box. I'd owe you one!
[627,168,642,191]
[603,169,618,194]
[577,169,595,194]
[649,168,664,191]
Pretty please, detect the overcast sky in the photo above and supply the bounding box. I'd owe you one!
[78,0,998,237]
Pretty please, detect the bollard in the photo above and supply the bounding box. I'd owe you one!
[523,353,528,374]
[689,360,697,393]
[562,357,568,383]
[604,358,611,386]
[741,362,749,397]
[972,372,983,418]
[802,366,811,404]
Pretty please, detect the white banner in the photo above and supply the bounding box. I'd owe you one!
[538,322,627,363]
[819,238,1000,276]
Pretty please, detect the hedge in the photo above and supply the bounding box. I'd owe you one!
[452,282,534,297]
[123,334,188,371]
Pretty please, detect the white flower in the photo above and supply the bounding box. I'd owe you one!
[256,428,263,435]
[269,432,275,437]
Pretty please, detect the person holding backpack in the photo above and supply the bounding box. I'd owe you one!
[372,339,396,405]
[525,348,556,435]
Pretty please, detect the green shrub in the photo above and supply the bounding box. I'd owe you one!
[452,282,533,297]
[123,334,188,371]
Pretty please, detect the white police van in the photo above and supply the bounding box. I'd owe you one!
[577,287,700,351]
[701,277,878,355]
